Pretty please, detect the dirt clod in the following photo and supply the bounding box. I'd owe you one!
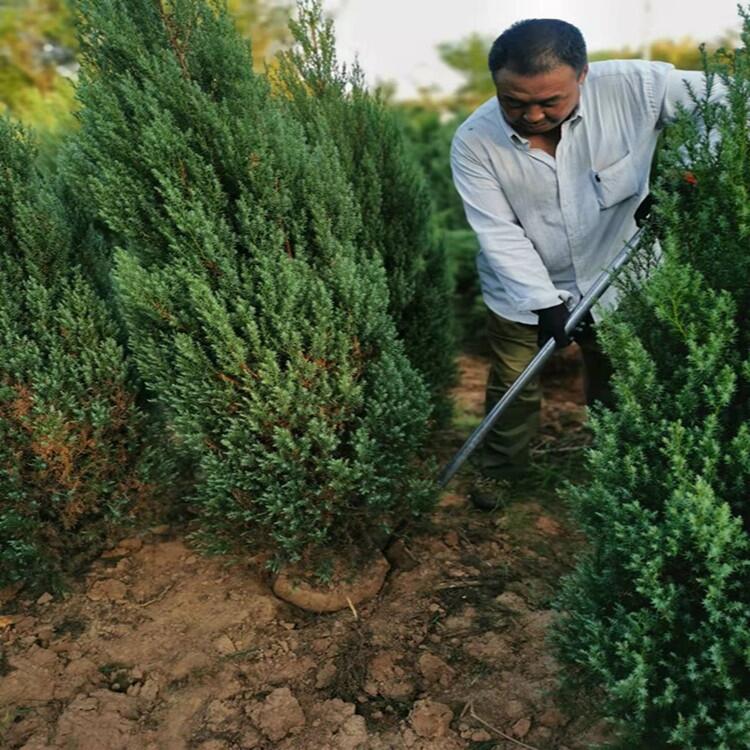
[512,716,532,738]
[410,699,454,739]
[417,652,455,687]
[87,579,127,602]
[247,687,306,741]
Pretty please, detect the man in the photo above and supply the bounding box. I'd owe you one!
[450,19,724,509]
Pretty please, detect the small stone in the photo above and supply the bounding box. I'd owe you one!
[471,729,492,741]
[35,625,55,646]
[494,591,528,613]
[535,515,561,536]
[311,637,331,654]
[214,634,237,655]
[539,707,568,728]
[118,537,143,552]
[139,678,160,702]
[418,653,455,688]
[505,700,526,721]
[315,661,337,690]
[410,699,453,739]
[36,592,54,605]
[512,717,532,738]
[281,621,296,630]
[87,579,127,602]
[443,530,460,547]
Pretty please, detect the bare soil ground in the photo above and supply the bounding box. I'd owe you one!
[0,347,611,750]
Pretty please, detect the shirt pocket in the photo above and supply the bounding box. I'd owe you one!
[591,151,639,209]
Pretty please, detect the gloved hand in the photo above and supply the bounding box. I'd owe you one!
[533,302,572,349]
[634,194,654,227]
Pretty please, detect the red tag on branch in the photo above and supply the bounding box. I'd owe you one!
[682,171,698,186]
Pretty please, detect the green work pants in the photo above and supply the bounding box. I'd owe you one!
[477,308,613,478]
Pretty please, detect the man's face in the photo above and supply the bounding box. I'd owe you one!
[494,64,587,137]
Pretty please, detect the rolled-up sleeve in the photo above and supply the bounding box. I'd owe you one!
[450,134,569,312]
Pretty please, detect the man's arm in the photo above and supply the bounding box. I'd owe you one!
[657,67,728,127]
[450,134,571,314]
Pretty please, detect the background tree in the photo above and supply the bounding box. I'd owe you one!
[0,0,292,134]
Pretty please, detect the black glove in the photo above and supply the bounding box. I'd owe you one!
[634,194,654,227]
[533,302,572,349]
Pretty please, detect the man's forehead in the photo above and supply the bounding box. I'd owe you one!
[494,65,580,99]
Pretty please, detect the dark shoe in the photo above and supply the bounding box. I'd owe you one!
[468,476,510,511]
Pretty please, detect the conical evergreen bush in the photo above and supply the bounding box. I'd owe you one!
[276,1,455,420]
[66,0,435,564]
[554,17,750,748]
[0,117,156,591]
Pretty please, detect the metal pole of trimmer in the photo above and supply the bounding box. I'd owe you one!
[438,225,645,488]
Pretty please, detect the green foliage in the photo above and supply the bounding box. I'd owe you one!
[275,1,456,420]
[396,103,467,232]
[0,117,157,591]
[66,0,436,564]
[554,17,750,748]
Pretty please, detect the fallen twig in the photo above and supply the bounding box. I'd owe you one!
[345,596,359,620]
[138,582,174,608]
[462,700,542,750]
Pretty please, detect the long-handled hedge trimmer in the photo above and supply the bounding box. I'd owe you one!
[438,223,646,488]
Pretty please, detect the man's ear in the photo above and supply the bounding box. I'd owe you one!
[578,64,589,84]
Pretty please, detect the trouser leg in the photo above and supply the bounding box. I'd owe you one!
[477,309,541,477]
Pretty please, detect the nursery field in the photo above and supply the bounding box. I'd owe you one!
[3,1,750,747]
[0,349,608,750]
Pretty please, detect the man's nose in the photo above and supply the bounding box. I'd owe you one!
[523,105,545,123]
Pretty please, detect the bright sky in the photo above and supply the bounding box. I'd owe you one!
[321,0,743,99]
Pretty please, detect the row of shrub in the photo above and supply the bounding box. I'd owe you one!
[555,15,750,749]
[0,0,454,591]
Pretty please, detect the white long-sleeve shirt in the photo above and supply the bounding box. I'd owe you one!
[450,59,724,323]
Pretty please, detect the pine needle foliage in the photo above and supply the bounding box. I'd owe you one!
[66,0,435,564]
[275,0,455,421]
[0,117,155,592]
[554,15,750,748]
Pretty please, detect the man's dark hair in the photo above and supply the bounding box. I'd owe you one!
[488,19,587,77]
